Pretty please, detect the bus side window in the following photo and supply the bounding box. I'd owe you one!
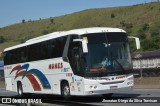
[49,36,67,58]
[4,52,9,65]
[28,43,41,61]
[4,50,17,65]
[48,39,55,59]
[18,47,27,63]
[40,42,48,60]
[54,37,67,58]
[10,50,17,64]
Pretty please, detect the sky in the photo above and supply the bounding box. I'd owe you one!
[0,0,157,28]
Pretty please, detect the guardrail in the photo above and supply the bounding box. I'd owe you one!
[133,68,160,78]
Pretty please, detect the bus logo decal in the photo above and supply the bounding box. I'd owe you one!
[10,65,21,75]
[22,69,51,90]
[64,68,70,72]
[15,71,26,79]
[49,63,63,70]
[10,64,51,91]
[16,64,29,74]
[25,74,42,91]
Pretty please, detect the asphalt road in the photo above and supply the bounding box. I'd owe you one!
[0,88,160,106]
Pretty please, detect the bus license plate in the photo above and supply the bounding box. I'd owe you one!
[110,86,118,89]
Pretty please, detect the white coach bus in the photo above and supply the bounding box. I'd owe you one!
[3,27,140,97]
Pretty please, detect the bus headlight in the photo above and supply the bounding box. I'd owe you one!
[127,81,133,85]
[90,86,93,89]
[90,85,97,89]
[94,86,97,89]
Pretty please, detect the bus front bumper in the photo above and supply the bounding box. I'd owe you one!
[84,86,133,95]
[83,75,134,95]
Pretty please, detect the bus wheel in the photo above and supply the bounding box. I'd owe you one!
[61,82,70,99]
[17,82,23,97]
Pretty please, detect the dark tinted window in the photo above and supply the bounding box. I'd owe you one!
[67,35,82,74]
[4,47,27,65]
[54,37,67,58]
[17,47,27,63]
[4,50,17,65]
[107,32,127,43]
[28,43,41,61]
[4,36,67,65]
[28,36,67,61]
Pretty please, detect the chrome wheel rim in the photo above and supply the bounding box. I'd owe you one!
[64,86,70,96]
[18,86,22,95]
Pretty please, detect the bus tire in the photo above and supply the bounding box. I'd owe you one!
[17,82,23,97]
[61,81,70,99]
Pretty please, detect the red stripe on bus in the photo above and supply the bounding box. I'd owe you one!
[10,65,21,74]
[26,74,41,91]
[14,71,25,79]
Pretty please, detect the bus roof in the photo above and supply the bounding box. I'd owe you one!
[4,27,125,52]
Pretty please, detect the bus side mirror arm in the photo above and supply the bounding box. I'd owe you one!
[73,39,88,53]
[82,40,88,53]
[128,36,140,50]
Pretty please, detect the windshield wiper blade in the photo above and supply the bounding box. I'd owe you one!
[110,57,126,73]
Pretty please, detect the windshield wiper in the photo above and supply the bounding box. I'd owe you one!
[109,57,126,73]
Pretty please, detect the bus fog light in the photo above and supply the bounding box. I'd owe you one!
[89,91,93,94]
[127,82,130,85]
[127,81,133,85]
[94,86,97,89]
[90,86,93,89]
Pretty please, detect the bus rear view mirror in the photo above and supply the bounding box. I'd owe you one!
[128,36,140,50]
[82,40,88,53]
[73,39,88,53]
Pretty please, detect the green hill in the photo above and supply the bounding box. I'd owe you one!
[0,2,160,55]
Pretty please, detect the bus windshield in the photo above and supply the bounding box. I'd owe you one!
[82,32,132,77]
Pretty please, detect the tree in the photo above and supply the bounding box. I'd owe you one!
[126,23,133,29]
[22,19,25,23]
[50,18,55,24]
[111,13,115,18]
[137,29,146,39]
[20,39,25,43]
[98,24,101,27]
[42,30,49,35]
[0,36,5,43]
[142,23,149,31]
[120,20,126,27]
